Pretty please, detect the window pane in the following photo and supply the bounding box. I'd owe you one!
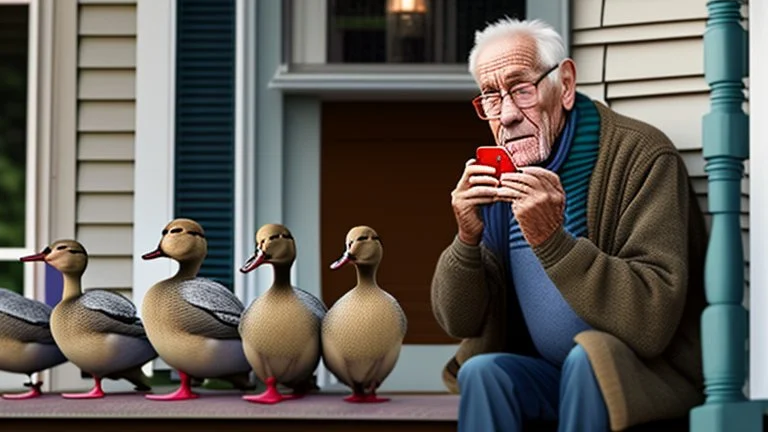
[0,261,24,295]
[0,5,29,248]
[326,0,525,63]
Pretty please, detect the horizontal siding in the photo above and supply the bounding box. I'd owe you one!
[76,0,136,297]
[78,69,135,100]
[79,37,136,68]
[78,133,134,160]
[573,0,750,295]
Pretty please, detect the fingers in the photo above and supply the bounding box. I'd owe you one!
[457,159,499,189]
[457,185,499,200]
[469,175,500,188]
[518,167,563,192]
[495,186,524,202]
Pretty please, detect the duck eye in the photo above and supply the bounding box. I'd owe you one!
[269,234,280,241]
[188,231,205,238]
[170,228,183,234]
[42,247,52,254]
[56,245,67,250]
[357,235,369,241]
[162,229,169,235]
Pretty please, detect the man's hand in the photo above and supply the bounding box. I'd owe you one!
[496,167,565,247]
[451,159,499,246]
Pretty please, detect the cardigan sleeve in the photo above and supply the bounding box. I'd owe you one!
[533,152,691,358]
[430,236,494,339]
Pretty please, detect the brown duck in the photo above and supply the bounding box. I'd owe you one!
[0,287,67,399]
[20,240,158,398]
[322,226,407,403]
[238,223,327,404]
[141,218,252,401]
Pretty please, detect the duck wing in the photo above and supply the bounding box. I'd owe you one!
[293,288,327,321]
[0,288,55,343]
[179,278,244,339]
[80,289,147,338]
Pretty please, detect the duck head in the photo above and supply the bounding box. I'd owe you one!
[240,223,295,273]
[142,218,207,263]
[330,226,382,270]
[20,240,88,275]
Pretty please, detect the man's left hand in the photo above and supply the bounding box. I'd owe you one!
[496,167,566,247]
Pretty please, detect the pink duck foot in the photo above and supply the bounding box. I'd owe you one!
[145,386,199,401]
[62,384,105,399]
[343,392,390,403]
[2,381,43,400]
[146,371,198,401]
[242,377,299,405]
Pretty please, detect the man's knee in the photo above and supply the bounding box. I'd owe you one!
[457,353,507,389]
[562,344,594,378]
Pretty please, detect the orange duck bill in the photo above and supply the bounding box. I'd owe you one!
[239,250,267,273]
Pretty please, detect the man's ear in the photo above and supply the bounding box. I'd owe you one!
[559,58,577,110]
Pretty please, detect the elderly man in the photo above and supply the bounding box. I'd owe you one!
[430,18,708,431]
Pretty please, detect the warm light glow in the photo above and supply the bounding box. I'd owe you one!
[387,0,427,14]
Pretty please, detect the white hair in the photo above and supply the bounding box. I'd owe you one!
[468,17,567,85]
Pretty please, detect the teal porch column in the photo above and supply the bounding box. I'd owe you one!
[689,1,761,431]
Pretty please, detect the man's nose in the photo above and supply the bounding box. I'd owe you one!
[499,95,524,126]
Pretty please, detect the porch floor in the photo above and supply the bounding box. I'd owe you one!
[0,389,458,432]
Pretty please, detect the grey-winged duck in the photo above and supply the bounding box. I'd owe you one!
[20,240,158,398]
[141,218,252,400]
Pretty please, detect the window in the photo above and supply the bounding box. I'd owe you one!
[0,1,36,296]
[326,0,524,63]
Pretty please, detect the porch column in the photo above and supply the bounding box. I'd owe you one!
[689,1,762,431]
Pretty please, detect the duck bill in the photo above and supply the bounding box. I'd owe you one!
[141,245,166,260]
[239,250,266,273]
[330,252,352,270]
[19,252,47,262]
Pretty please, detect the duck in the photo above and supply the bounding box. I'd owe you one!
[141,218,253,401]
[20,240,158,399]
[0,287,68,399]
[238,223,327,404]
[322,226,407,403]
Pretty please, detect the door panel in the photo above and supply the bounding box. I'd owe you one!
[320,101,493,346]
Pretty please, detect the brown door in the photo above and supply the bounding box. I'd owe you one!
[320,100,493,345]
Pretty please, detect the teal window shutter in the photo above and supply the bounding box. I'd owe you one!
[175,0,236,289]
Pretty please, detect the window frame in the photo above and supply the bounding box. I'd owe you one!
[0,0,40,300]
[271,0,570,97]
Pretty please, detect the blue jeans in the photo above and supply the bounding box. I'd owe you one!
[457,345,609,432]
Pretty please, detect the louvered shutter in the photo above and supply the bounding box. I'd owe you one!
[175,0,236,289]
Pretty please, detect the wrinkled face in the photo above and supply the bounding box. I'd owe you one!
[475,34,567,167]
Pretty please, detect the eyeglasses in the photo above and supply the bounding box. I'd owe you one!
[471,63,560,120]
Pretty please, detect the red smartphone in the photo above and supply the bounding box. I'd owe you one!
[475,146,516,179]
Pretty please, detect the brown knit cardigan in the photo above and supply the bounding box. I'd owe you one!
[430,101,708,431]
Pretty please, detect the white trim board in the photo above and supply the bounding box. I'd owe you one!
[133,0,177,319]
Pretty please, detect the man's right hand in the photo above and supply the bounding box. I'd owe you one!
[451,159,499,246]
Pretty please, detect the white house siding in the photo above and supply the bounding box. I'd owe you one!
[76,0,136,300]
[572,0,751,299]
